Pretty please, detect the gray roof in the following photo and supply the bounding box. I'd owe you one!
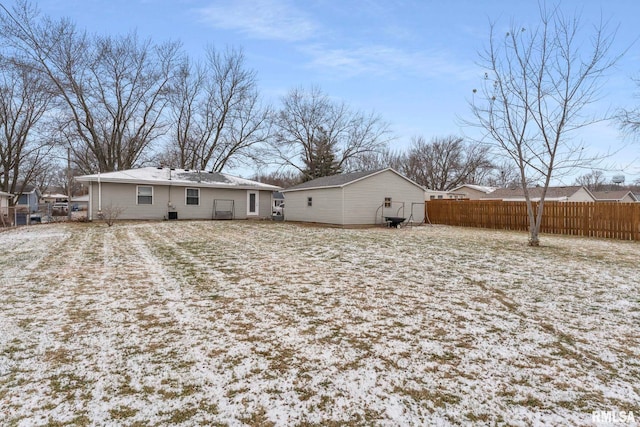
[591,190,638,201]
[76,167,281,191]
[283,169,386,192]
[15,184,41,196]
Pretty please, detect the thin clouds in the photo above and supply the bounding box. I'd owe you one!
[301,44,477,82]
[196,0,318,42]
[194,1,476,83]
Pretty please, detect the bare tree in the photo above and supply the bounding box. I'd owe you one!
[574,169,608,190]
[1,1,182,174]
[269,86,392,180]
[0,53,55,198]
[250,169,302,188]
[483,160,521,188]
[401,136,493,190]
[36,163,84,196]
[618,76,640,138]
[469,4,618,246]
[98,203,125,227]
[347,146,404,172]
[164,47,271,171]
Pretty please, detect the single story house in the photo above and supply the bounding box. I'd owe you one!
[75,167,281,221]
[425,189,465,200]
[41,192,69,205]
[591,190,638,203]
[450,184,496,200]
[281,168,426,226]
[482,185,595,202]
[15,185,41,213]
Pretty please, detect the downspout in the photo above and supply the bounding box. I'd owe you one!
[341,187,345,225]
[168,168,172,214]
[98,171,102,214]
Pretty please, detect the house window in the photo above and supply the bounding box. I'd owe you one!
[186,188,199,206]
[307,197,313,207]
[137,186,153,205]
[384,197,392,208]
[430,195,435,200]
[437,195,443,199]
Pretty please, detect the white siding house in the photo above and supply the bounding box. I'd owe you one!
[281,169,426,226]
[483,186,595,202]
[424,189,465,200]
[75,167,281,221]
[449,184,497,200]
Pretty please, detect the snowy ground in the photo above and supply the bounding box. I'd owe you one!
[0,221,638,426]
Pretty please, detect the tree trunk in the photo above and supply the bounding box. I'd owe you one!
[528,227,540,246]
[526,200,540,246]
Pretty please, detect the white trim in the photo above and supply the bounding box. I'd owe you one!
[185,187,200,206]
[136,185,153,205]
[247,191,259,215]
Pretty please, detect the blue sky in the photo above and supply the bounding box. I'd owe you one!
[27,0,640,183]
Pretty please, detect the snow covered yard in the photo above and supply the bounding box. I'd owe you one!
[0,221,638,426]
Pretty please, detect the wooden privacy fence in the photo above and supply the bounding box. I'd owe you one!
[426,200,640,241]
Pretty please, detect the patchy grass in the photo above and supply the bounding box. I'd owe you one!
[0,221,638,425]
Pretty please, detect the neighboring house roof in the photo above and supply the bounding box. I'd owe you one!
[14,185,42,200]
[483,185,592,201]
[42,193,69,199]
[71,195,90,202]
[451,184,497,194]
[591,190,638,202]
[282,168,424,192]
[76,167,281,191]
[18,185,41,195]
[273,191,285,200]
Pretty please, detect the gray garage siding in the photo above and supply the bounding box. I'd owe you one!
[342,170,426,225]
[283,187,344,224]
[282,169,426,226]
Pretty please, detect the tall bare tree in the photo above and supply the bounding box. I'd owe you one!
[164,47,271,171]
[618,76,640,138]
[469,4,618,246]
[269,86,392,180]
[401,136,493,190]
[573,169,608,190]
[1,1,182,173]
[0,53,55,198]
[483,160,521,188]
[347,146,404,172]
[250,169,302,188]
